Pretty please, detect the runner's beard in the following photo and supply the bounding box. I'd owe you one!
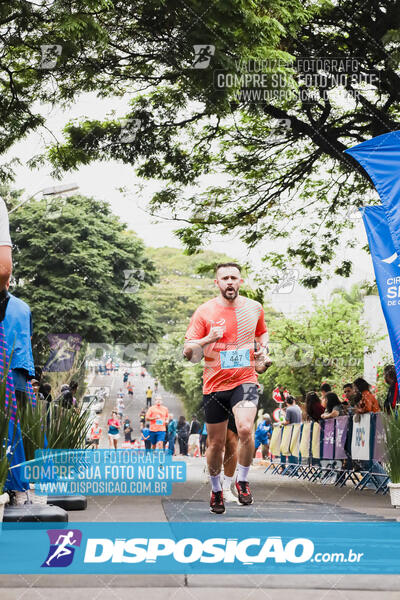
[221,287,238,300]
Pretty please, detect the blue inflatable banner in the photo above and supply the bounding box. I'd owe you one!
[361,205,400,379]
[345,131,400,253]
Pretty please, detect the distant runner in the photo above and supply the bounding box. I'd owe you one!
[145,396,169,449]
[183,262,270,514]
[145,385,153,407]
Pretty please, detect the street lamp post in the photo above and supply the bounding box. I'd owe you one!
[9,182,79,214]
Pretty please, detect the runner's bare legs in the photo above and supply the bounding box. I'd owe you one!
[223,429,238,477]
[206,421,228,476]
[233,401,257,467]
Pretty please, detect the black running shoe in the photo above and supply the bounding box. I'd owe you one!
[235,480,254,505]
[210,490,225,514]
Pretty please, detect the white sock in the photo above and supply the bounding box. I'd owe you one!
[210,474,222,492]
[223,474,233,489]
[237,463,250,482]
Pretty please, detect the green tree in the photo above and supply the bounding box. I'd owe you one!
[142,247,233,335]
[0,0,305,177]
[258,291,379,400]
[46,1,400,287]
[8,193,159,361]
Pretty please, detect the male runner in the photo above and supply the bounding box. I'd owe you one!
[183,262,270,514]
[145,396,169,449]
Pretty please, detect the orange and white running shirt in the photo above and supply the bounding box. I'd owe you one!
[185,296,268,394]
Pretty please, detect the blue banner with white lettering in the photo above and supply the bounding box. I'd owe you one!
[345,131,400,253]
[361,206,400,380]
[0,522,400,574]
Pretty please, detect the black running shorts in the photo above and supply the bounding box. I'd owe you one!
[203,383,259,425]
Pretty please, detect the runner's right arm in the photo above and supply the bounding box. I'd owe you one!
[183,308,224,363]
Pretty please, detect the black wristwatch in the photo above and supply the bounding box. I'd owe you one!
[0,289,10,322]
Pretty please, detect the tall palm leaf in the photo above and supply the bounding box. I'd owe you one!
[46,403,91,449]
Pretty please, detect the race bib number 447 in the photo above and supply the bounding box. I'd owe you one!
[220,349,250,369]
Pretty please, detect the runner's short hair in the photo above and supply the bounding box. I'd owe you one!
[215,262,241,274]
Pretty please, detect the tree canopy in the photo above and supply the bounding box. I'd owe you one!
[7,191,159,360]
[2,1,398,286]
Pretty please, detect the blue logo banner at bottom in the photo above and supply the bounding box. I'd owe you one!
[1,522,400,574]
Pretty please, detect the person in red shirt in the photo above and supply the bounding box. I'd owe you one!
[183,262,270,514]
[107,411,121,449]
[90,421,102,448]
[306,392,324,422]
[145,397,169,449]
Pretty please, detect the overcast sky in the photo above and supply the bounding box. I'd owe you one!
[5,91,378,316]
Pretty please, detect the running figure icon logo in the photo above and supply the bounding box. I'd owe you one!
[41,529,82,568]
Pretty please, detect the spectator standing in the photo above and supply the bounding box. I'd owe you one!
[200,422,208,456]
[141,422,151,451]
[352,378,385,488]
[40,382,52,405]
[320,383,332,407]
[123,418,133,443]
[321,392,344,419]
[145,386,153,407]
[167,414,177,456]
[70,381,78,407]
[353,378,380,413]
[282,396,302,472]
[139,408,146,429]
[59,384,74,409]
[3,286,35,405]
[340,383,353,414]
[383,365,399,414]
[188,415,201,455]
[177,416,190,456]
[306,391,324,422]
[107,410,121,449]
[254,413,273,459]
[284,396,302,424]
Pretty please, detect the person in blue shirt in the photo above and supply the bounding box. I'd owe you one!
[141,422,151,451]
[200,422,207,456]
[3,285,35,404]
[167,414,177,455]
[254,414,273,460]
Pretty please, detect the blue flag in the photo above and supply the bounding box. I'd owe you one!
[361,206,400,381]
[0,322,28,492]
[345,131,400,253]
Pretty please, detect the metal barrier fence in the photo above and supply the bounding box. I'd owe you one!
[265,413,389,494]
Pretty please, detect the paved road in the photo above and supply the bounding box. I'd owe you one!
[2,371,400,595]
[90,367,184,446]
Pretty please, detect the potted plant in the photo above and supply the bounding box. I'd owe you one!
[384,412,400,507]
